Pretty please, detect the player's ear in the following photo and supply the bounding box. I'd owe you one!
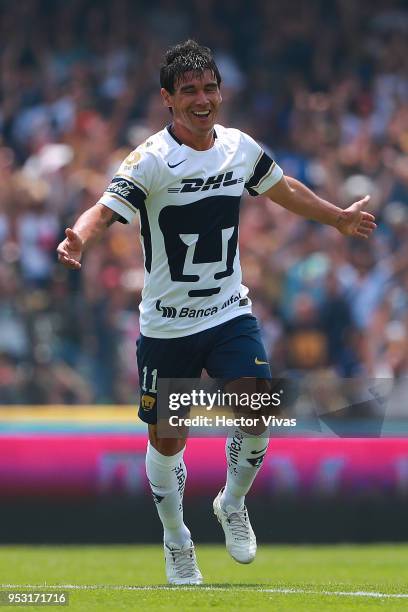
[161,88,172,109]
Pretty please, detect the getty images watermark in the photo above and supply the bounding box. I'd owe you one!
[156,377,398,438]
[167,388,296,428]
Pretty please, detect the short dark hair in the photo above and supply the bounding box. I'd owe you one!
[160,39,221,93]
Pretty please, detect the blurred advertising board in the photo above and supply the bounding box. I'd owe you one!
[1,434,408,498]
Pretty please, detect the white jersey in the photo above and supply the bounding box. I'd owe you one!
[98,124,283,338]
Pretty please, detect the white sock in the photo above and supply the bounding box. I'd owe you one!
[221,427,269,511]
[146,442,191,547]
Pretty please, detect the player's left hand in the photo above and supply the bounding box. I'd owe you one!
[337,195,377,238]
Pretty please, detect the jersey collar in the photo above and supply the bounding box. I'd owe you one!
[166,124,218,147]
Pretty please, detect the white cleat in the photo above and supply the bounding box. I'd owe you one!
[164,539,203,585]
[213,489,257,564]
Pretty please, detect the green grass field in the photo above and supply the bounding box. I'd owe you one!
[1,544,408,610]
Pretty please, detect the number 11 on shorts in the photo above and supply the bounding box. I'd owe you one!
[142,367,158,393]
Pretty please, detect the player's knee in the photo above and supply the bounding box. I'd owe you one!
[148,424,186,456]
[225,377,278,435]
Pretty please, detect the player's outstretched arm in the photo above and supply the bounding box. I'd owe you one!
[57,204,121,270]
[264,176,376,239]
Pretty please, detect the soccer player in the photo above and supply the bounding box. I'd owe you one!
[57,40,376,585]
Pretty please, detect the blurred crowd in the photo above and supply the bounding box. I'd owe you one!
[0,0,407,405]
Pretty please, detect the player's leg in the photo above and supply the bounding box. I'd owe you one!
[222,378,271,512]
[212,383,271,564]
[137,334,203,584]
[146,423,190,547]
[205,315,273,563]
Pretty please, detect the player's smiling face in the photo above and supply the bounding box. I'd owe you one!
[161,70,222,148]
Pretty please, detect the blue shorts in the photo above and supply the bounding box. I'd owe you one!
[136,314,271,424]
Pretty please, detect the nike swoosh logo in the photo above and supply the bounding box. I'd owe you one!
[251,445,269,455]
[167,159,186,168]
[254,357,269,365]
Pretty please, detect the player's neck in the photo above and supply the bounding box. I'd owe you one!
[170,122,215,151]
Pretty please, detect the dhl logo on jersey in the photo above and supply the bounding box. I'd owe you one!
[168,171,244,193]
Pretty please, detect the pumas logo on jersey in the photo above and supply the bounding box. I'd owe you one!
[156,300,177,318]
[168,171,244,193]
[107,179,135,198]
[141,394,156,411]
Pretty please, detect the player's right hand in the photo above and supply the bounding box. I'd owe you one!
[57,228,83,270]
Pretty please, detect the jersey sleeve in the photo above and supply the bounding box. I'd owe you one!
[98,147,156,223]
[241,133,283,196]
